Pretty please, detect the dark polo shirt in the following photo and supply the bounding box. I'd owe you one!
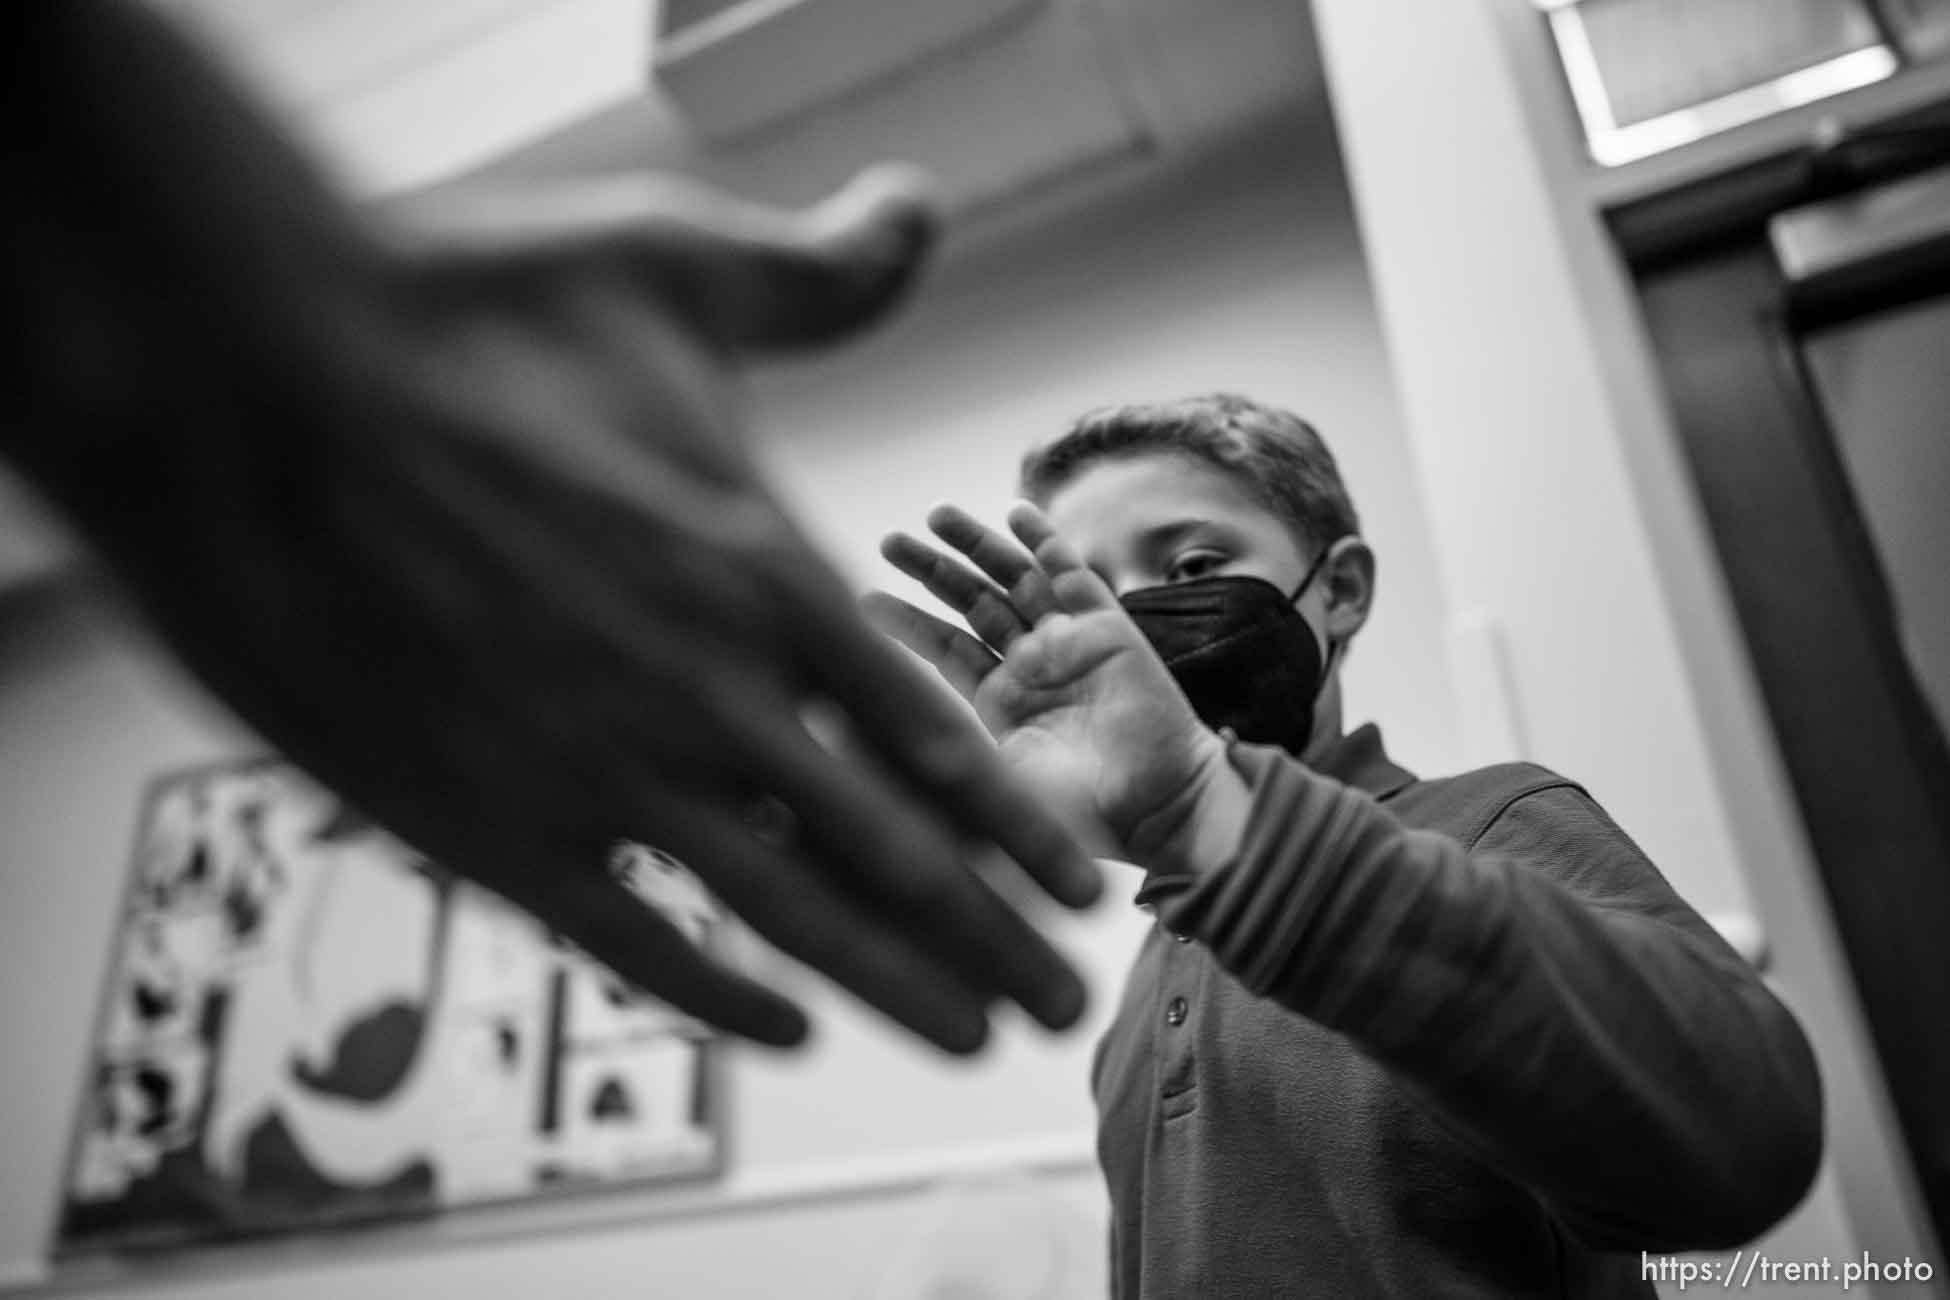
[1092,724,1822,1299]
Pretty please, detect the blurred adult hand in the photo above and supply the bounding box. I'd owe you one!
[7,2,1103,1055]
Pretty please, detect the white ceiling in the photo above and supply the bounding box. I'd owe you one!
[458,0,1322,217]
[152,0,658,195]
[0,0,1322,590]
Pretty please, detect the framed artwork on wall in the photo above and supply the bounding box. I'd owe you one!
[55,757,725,1257]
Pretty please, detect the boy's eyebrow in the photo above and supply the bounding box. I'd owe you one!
[1133,519,1225,553]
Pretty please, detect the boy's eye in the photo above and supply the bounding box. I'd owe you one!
[1166,551,1227,582]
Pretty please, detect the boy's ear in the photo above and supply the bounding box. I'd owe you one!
[1323,537,1377,642]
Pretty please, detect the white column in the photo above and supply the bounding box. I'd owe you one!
[1311,0,1937,1276]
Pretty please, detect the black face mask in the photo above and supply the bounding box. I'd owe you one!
[1120,546,1337,756]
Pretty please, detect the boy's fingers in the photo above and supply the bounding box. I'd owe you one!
[1008,502,1120,614]
[925,503,1059,624]
[880,531,1027,652]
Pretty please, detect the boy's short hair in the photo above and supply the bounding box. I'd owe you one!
[1017,393,1361,556]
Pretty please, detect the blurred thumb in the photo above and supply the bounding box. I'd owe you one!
[755,163,940,348]
[400,163,941,353]
[626,162,941,353]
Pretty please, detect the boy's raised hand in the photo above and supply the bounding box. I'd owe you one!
[868,502,1232,865]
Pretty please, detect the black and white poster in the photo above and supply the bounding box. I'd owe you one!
[59,758,723,1254]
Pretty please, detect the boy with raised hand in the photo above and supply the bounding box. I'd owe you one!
[867,394,1822,1299]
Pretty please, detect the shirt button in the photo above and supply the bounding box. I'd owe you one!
[1174,933,1194,944]
[1165,996,1189,1026]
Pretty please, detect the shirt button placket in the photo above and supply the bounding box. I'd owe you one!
[1156,929,1200,1113]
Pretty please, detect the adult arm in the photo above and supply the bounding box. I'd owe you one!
[1,0,1103,1054]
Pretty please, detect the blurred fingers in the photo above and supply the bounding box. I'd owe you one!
[732,699,1091,1033]
[405,165,940,355]
[859,590,998,702]
[613,780,1002,1054]
[779,562,1104,913]
[594,164,939,353]
[517,871,812,1047]
[726,163,940,350]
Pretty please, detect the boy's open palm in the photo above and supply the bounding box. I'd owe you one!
[868,504,1224,856]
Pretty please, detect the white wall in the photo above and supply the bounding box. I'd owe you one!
[750,108,1464,783]
[159,0,653,198]
[0,101,1462,1299]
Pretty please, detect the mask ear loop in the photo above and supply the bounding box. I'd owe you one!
[1290,535,1354,695]
[1317,631,1345,691]
[1284,534,1346,605]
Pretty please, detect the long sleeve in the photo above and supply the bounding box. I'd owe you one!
[1142,742,1824,1253]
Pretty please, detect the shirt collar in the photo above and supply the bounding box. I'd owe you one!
[1304,722,1417,801]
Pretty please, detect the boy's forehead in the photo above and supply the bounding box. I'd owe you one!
[1044,453,1274,545]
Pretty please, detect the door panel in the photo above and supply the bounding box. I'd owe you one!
[1629,205,1950,1260]
[1802,297,1950,741]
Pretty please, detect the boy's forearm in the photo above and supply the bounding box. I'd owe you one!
[1122,735,1254,880]
[1143,750,1823,1252]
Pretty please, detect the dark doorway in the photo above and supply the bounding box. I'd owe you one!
[1616,116,1950,1256]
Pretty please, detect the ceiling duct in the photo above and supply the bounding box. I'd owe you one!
[653,0,1053,145]
[469,0,1320,218]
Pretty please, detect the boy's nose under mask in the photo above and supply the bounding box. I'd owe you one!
[1120,562,1332,758]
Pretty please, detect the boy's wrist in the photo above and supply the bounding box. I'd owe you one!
[1125,732,1253,880]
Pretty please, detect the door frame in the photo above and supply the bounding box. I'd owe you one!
[1615,119,1950,1253]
